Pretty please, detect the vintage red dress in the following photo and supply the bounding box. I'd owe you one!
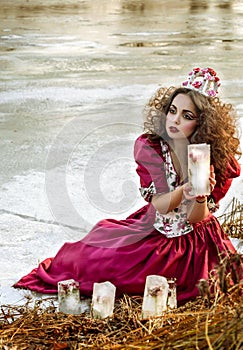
[14,134,241,304]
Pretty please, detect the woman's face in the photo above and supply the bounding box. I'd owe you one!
[166,93,198,140]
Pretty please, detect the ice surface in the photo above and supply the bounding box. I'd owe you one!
[229,237,243,255]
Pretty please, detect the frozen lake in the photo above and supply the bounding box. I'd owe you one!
[0,0,243,305]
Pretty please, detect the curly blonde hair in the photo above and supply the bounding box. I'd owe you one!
[144,86,241,183]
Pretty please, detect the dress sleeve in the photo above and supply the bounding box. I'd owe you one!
[134,134,169,202]
[208,157,241,211]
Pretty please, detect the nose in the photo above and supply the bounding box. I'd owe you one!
[173,113,180,125]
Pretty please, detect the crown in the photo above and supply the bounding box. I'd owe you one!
[181,67,220,97]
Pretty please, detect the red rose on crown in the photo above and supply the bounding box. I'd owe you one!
[182,81,188,86]
[181,67,220,96]
[207,90,217,97]
[192,81,202,89]
[207,68,217,76]
[204,72,213,81]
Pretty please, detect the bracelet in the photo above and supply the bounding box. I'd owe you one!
[196,198,207,204]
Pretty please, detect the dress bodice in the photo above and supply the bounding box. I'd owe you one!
[134,134,240,238]
[153,141,193,238]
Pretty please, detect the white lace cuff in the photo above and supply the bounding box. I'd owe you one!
[139,182,156,202]
[207,197,219,213]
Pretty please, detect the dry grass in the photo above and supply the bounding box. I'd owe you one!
[219,197,243,239]
[0,282,242,350]
[0,199,242,350]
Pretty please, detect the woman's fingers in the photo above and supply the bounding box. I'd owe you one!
[209,176,216,192]
[209,165,216,192]
[182,183,196,200]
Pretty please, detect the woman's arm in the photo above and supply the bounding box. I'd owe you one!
[152,186,211,222]
[186,197,210,223]
[185,165,216,223]
[151,186,184,214]
[153,165,216,221]
[134,135,169,203]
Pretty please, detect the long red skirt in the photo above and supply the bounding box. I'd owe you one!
[13,203,239,304]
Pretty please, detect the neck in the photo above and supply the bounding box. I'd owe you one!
[169,139,189,155]
[168,139,189,183]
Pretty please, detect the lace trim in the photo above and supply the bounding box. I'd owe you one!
[154,198,193,238]
[139,182,156,202]
[207,197,219,213]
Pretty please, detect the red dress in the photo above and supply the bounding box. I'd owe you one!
[13,134,241,304]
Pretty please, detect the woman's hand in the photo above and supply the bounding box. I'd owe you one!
[183,165,216,200]
[182,183,206,202]
[184,165,216,223]
[209,165,216,193]
[182,182,195,200]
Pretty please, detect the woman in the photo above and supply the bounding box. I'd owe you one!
[14,67,242,304]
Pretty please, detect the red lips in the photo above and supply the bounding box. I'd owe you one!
[169,126,179,133]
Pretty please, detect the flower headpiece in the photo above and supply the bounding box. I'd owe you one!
[181,67,220,97]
